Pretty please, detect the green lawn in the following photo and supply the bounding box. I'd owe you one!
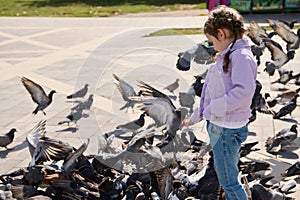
[0,0,207,17]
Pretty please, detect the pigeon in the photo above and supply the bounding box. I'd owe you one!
[275,87,300,104]
[0,128,17,150]
[153,167,173,200]
[66,84,89,99]
[179,92,195,114]
[273,94,299,119]
[240,141,260,157]
[29,136,73,166]
[265,93,277,108]
[176,40,216,71]
[26,120,46,157]
[136,97,182,138]
[113,73,141,112]
[281,161,300,177]
[247,20,276,46]
[265,124,298,153]
[21,76,56,115]
[271,70,296,86]
[274,124,297,146]
[267,18,300,51]
[137,80,176,109]
[116,113,146,132]
[239,160,271,174]
[263,39,294,76]
[164,78,179,94]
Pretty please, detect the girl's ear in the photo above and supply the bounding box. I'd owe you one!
[217,29,226,40]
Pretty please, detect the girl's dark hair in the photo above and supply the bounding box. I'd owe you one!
[204,6,246,73]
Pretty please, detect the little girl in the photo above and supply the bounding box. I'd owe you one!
[182,6,257,200]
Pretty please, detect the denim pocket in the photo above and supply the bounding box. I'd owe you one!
[207,121,223,149]
[231,126,248,152]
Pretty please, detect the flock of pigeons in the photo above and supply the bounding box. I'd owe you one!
[0,18,300,199]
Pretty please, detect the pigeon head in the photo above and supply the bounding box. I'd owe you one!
[85,84,89,88]
[7,128,17,140]
[291,124,298,133]
[287,50,295,60]
[264,62,276,76]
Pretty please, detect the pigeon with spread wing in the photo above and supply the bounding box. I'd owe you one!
[21,77,56,115]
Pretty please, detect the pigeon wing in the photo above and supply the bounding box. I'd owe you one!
[139,98,172,127]
[113,74,136,101]
[26,120,47,157]
[264,41,287,62]
[30,137,73,166]
[267,19,298,44]
[21,77,48,105]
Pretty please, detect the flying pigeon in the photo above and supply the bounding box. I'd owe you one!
[66,84,89,99]
[176,40,217,71]
[266,18,300,51]
[26,120,46,157]
[164,78,179,94]
[21,76,56,115]
[0,128,17,150]
[275,87,300,104]
[116,113,146,132]
[263,39,294,76]
[113,73,141,112]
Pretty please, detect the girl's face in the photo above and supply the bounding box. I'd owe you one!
[205,28,234,52]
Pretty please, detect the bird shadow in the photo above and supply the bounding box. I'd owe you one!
[270,87,288,92]
[248,131,257,136]
[65,100,83,104]
[276,150,299,159]
[274,118,299,124]
[0,140,28,159]
[56,127,79,133]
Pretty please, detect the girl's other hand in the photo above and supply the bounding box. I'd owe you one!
[181,118,195,127]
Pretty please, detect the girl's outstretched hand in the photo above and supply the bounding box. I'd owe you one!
[181,118,195,127]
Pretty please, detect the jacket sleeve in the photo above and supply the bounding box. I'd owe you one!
[204,51,257,117]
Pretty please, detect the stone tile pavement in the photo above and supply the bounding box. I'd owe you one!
[0,13,300,198]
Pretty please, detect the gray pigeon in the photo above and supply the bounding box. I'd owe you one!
[273,94,299,119]
[21,76,56,115]
[282,161,300,177]
[164,78,179,94]
[116,113,146,132]
[26,120,46,156]
[267,18,300,51]
[0,128,17,150]
[137,97,181,138]
[67,83,89,99]
[263,39,294,76]
[113,73,141,112]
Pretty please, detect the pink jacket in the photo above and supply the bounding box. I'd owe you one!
[191,38,257,123]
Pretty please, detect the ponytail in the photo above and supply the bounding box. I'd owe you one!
[223,39,236,73]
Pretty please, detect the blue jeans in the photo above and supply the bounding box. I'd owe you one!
[206,121,248,200]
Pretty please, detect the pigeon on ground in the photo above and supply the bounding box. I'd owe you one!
[267,18,300,51]
[0,128,17,150]
[116,113,146,132]
[265,124,298,153]
[66,84,89,99]
[281,161,300,177]
[275,88,300,104]
[113,73,141,112]
[164,78,179,94]
[273,94,299,119]
[153,167,173,200]
[240,141,260,157]
[271,70,296,86]
[265,93,277,108]
[21,76,56,115]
